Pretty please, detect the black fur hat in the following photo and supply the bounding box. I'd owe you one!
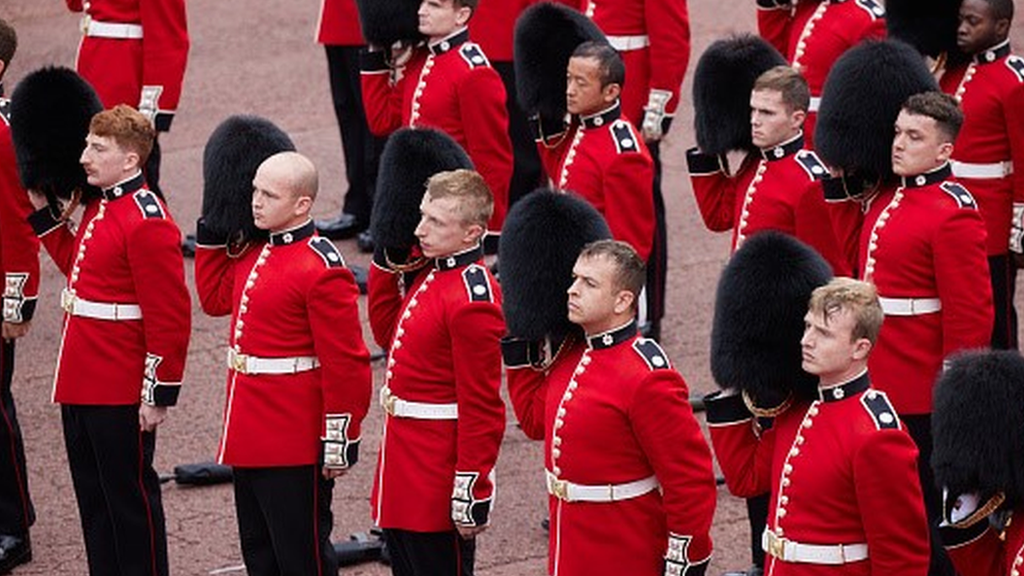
[514,3,607,128]
[933,350,1024,508]
[355,0,422,46]
[886,0,967,64]
[711,232,833,409]
[9,66,102,204]
[499,189,612,341]
[371,127,474,251]
[815,40,938,187]
[201,115,296,243]
[693,34,787,155]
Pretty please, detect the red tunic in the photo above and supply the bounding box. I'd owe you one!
[943,510,1024,576]
[470,0,534,63]
[29,173,190,406]
[316,0,365,46]
[706,373,930,576]
[537,103,655,260]
[757,0,886,147]
[368,246,506,532]
[579,0,691,127]
[360,29,513,232]
[940,41,1024,256]
[67,0,189,131]
[507,324,715,576]
[0,98,40,326]
[686,134,851,276]
[194,221,372,467]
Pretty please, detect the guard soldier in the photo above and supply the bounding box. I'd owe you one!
[706,276,931,575]
[360,0,513,239]
[756,0,885,147]
[0,18,39,575]
[369,169,506,576]
[196,150,372,575]
[503,239,715,576]
[939,0,1024,350]
[25,102,191,576]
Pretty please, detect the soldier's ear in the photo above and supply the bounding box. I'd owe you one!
[602,82,621,103]
[851,337,872,361]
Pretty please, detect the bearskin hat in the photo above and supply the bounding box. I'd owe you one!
[499,189,612,341]
[514,2,607,129]
[201,115,296,243]
[886,0,967,65]
[9,66,102,205]
[370,127,474,251]
[355,0,422,46]
[711,232,833,409]
[933,350,1024,508]
[693,34,787,155]
[815,40,938,188]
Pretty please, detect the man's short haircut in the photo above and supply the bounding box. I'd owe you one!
[808,277,884,345]
[425,169,494,227]
[264,151,319,202]
[578,239,646,305]
[0,17,17,71]
[753,65,811,114]
[89,104,156,164]
[571,41,626,88]
[902,91,964,143]
[983,0,1014,22]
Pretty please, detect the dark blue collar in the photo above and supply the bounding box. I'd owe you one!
[428,28,470,56]
[269,220,315,246]
[434,244,483,271]
[976,40,1011,64]
[761,133,804,161]
[587,320,638,350]
[817,370,870,402]
[901,163,952,188]
[580,101,621,129]
[102,172,146,201]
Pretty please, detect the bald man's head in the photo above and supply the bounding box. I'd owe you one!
[251,152,320,232]
[256,151,319,202]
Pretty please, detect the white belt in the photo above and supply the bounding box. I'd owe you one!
[61,288,142,321]
[763,529,868,565]
[82,17,144,39]
[950,160,1014,179]
[878,296,942,316]
[809,97,821,112]
[606,34,650,51]
[379,386,458,420]
[545,470,659,503]
[227,348,320,375]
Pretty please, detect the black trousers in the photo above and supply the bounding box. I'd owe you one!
[382,528,476,576]
[644,141,668,340]
[325,44,386,223]
[902,414,956,576]
[233,465,338,576]
[61,404,167,576]
[144,137,163,199]
[989,253,1018,350]
[0,340,33,535]
[492,60,545,208]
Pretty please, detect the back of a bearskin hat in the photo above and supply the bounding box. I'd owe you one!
[355,0,423,46]
[886,0,968,66]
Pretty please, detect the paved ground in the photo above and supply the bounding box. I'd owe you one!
[4,1,1024,575]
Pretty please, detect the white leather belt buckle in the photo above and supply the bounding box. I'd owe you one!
[606,34,650,51]
[61,288,143,321]
[878,296,942,316]
[763,529,868,565]
[545,470,659,503]
[951,160,1014,179]
[226,348,320,375]
[379,387,458,420]
[84,19,144,39]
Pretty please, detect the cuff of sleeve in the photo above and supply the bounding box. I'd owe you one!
[703,391,752,425]
[939,519,990,549]
[501,336,543,368]
[322,414,359,469]
[360,49,389,71]
[154,111,174,132]
[452,471,491,527]
[3,296,37,323]
[28,208,64,237]
[141,353,181,406]
[196,217,228,247]
[685,148,723,175]
[664,533,709,576]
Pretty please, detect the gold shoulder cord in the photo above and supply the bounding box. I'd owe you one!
[742,390,793,419]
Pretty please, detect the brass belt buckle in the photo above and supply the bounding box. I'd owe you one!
[549,477,569,501]
[80,14,91,35]
[61,290,76,314]
[231,351,249,374]
[767,531,786,561]
[381,388,397,416]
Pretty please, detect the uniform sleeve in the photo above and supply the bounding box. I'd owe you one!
[459,67,514,231]
[823,196,866,278]
[505,364,548,441]
[854,430,931,576]
[192,221,235,318]
[450,299,507,527]
[139,0,190,131]
[934,209,994,357]
[644,0,691,118]
[1005,79,1024,247]
[756,3,793,57]
[942,523,1007,576]
[795,181,853,276]
[705,391,775,498]
[66,0,84,12]
[309,267,372,469]
[367,261,405,348]
[535,121,573,182]
[28,208,79,277]
[630,370,715,567]
[603,140,655,260]
[128,216,191,406]
[360,49,406,137]
[686,148,738,234]
[0,133,41,324]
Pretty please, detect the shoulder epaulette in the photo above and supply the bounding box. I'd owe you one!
[308,237,346,268]
[462,264,493,303]
[632,339,671,371]
[854,0,885,19]
[1006,56,1024,83]
[940,181,978,209]
[460,43,490,69]
[133,190,166,219]
[860,389,900,430]
[610,120,640,154]
[0,98,10,125]
[794,150,828,181]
